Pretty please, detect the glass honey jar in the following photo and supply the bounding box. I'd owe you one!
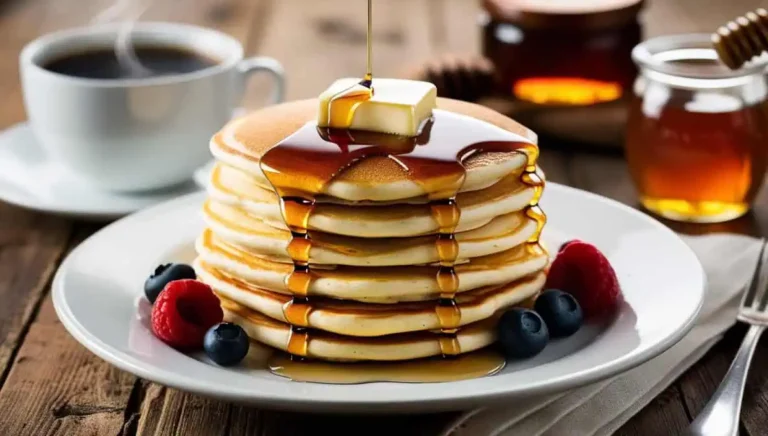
[480,0,644,106]
[625,34,768,223]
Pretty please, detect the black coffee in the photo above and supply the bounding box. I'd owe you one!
[43,46,218,79]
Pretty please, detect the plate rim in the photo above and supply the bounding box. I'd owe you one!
[51,183,706,412]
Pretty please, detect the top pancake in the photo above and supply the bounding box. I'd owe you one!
[211,98,538,202]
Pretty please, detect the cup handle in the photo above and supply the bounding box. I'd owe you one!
[235,56,286,116]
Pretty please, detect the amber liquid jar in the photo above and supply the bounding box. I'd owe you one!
[480,0,643,106]
[626,34,768,223]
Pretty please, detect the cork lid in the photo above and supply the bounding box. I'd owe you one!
[482,0,644,30]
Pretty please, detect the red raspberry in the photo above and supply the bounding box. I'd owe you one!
[558,239,583,253]
[545,241,622,318]
[151,279,223,349]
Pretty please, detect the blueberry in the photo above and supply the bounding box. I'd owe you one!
[144,263,196,304]
[535,289,583,338]
[204,322,250,366]
[497,308,549,359]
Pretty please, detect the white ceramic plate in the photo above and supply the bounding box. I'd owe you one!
[52,184,705,413]
[0,123,202,221]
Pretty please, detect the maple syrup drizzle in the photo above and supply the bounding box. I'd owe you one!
[519,150,546,245]
[437,334,462,357]
[259,114,545,362]
[255,0,545,369]
[259,0,378,359]
[286,327,309,357]
[324,0,375,129]
[276,196,315,358]
[366,0,372,82]
[431,199,462,355]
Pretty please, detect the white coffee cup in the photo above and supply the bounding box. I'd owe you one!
[20,22,285,192]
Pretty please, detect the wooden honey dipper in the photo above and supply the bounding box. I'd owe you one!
[712,7,768,70]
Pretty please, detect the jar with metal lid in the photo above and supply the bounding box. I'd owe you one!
[480,0,643,106]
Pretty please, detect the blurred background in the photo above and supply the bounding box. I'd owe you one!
[0,0,754,124]
[0,0,766,227]
[0,2,767,433]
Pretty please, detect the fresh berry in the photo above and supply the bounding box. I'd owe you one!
[558,239,582,253]
[545,241,622,318]
[497,308,549,359]
[534,289,583,338]
[204,322,250,366]
[144,263,197,304]
[151,279,223,349]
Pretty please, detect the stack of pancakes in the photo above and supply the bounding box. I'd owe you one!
[194,98,550,362]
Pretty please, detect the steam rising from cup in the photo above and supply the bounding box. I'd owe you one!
[92,0,153,78]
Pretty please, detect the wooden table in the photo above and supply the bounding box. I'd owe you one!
[0,0,766,434]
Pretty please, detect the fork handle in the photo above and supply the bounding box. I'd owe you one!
[687,324,765,436]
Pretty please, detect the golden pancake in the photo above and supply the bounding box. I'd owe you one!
[208,162,542,238]
[194,229,549,303]
[211,98,538,202]
[197,258,544,337]
[221,296,505,362]
[203,199,540,266]
[198,86,548,367]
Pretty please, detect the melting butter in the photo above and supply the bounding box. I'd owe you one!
[317,78,437,136]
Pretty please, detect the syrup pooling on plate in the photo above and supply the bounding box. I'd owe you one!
[257,109,545,362]
[268,348,505,384]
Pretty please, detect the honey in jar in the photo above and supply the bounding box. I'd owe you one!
[480,0,644,106]
[625,34,768,223]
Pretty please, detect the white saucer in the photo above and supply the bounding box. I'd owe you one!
[51,184,705,413]
[0,122,202,221]
[193,160,214,189]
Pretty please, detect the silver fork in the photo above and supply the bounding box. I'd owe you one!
[687,238,768,436]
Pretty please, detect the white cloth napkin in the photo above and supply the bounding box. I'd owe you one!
[441,233,762,436]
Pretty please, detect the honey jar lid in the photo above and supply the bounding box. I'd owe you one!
[482,0,644,30]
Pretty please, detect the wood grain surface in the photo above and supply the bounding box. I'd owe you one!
[0,0,766,435]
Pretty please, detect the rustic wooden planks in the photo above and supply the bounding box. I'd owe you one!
[0,206,72,386]
[0,294,136,435]
[135,387,455,436]
[740,341,768,436]
[0,1,266,435]
[614,388,692,436]
[0,0,765,435]
[135,387,232,435]
[0,224,135,436]
[678,325,768,436]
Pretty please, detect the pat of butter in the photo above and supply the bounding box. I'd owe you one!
[318,78,437,136]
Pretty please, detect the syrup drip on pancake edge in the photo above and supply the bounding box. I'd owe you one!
[253,0,545,382]
[258,110,545,364]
